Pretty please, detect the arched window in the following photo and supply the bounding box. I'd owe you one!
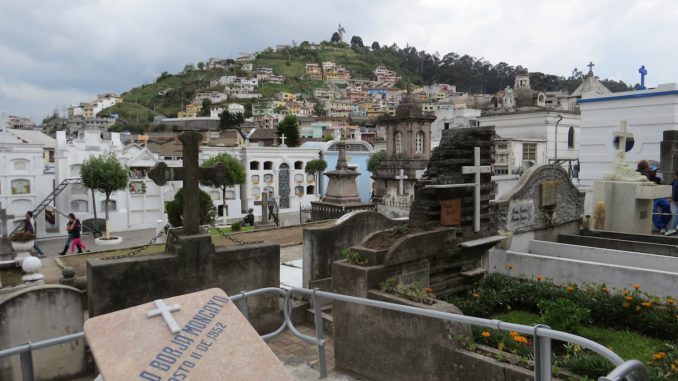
[306,185,315,194]
[415,132,424,153]
[567,127,575,149]
[294,161,303,170]
[395,132,402,154]
[250,161,259,170]
[264,161,273,170]
[12,159,29,171]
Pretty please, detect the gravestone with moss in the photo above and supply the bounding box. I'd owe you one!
[331,127,506,380]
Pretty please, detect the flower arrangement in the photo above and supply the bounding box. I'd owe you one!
[10,232,35,242]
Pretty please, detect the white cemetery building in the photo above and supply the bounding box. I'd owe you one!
[0,130,56,237]
[578,82,678,187]
[54,130,166,234]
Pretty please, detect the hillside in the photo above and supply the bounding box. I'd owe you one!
[102,41,634,130]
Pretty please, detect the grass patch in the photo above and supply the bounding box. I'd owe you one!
[208,226,255,236]
[0,267,24,287]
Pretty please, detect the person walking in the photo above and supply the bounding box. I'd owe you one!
[665,170,678,236]
[69,217,87,253]
[23,211,45,257]
[58,213,82,255]
[267,191,276,221]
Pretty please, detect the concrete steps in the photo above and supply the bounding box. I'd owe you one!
[306,304,334,334]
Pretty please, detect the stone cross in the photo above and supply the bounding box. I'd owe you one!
[253,192,270,223]
[587,61,595,76]
[638,65,647,90]
[613,121,632,160]
[280,133,287,147]
[148,131,227,235]
[0,202,15,238]
[461,147,492,232]
[395,169,408,195]
[146,299,182,334]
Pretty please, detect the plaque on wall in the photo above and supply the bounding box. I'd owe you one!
[540,180,559,207]
[440,199,462,226]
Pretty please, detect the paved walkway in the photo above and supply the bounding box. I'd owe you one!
[27,228,159,258]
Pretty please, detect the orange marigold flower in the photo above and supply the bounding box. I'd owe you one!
[472,292,480,299]
[633,284,641,290]
[667,298,675,305]
[625,296,633,301]
[513,335,528,344]
[623,290,629,296]
[566,287,574,293]
[424,287,433,293]
[506,264,513,270]
[652,352,667,361]
[509,331,519,337]
[536,275,543,281]
[481,331,491,338]
[640,302,652,308]
[601,287,609,293]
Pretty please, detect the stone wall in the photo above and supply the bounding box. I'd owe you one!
[333,290,534,381]
[88,233,281,332]
[302,211,401,289]
[0,285,88,381]
[409,127,496,237]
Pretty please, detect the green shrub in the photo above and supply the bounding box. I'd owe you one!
[341,248,368,266]
[230,222,241,231]
[165,188,217,228]
[538,298,591,334]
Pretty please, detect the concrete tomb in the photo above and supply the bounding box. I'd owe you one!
[0,285,87,381]
[85,288,294,381]
[592,121,671,235]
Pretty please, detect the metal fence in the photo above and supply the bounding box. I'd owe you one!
[0,287,648,381]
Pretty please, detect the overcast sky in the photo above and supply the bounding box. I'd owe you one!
[1,0,675,121]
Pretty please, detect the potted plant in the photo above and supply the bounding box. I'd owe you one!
[10,232,36,252]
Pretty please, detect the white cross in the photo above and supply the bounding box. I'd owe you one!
[147,299,182,334]
[462,147,492,232]
[613,121,632,160]
[280,133,287,147]
[394,169,408,195]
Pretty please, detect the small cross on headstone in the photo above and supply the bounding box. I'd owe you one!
[613,121,632,160]
[280,133,287,147]
[146,299,182,334]
[395,169,408,196]
[148,132,228,235]
[462,147,492,232]
[0,202,15,238]
[253,192,270,223]
[638,65,648,90]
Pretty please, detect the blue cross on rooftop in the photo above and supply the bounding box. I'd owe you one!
[638,65,647,90]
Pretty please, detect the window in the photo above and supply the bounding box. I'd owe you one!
[250,161,259,170]
[613,136,634,152]
[295,186,304,196]
[444,123,450,130]
[415,132,424,153]
[294,161,303,170]
[71,200,88,212]
[306,185,315,194]
[494,168,509,175]
[497,143,508,150]
[568,127,575,149]
[497,154,509,163]
[264,161,273,170]
[12,159,29,171]
[101,200,117,212]
[395,132,402,154]
[11,179,30,195]
[522,143,537,160]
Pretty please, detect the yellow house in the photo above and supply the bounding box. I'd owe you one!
[186,103,203,113]
[178,111,197,118]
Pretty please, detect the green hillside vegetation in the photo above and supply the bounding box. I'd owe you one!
[102,38,635,132]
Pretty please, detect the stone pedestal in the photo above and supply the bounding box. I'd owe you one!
[593,181,671,234]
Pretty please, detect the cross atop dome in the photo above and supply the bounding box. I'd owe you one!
[587,61,595,77]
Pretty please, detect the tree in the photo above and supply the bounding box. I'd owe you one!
[165,188,216,227]
[330,32,342,43]
[276,115,301,147]
[80,153,129,239]
[183,64,195,73]
[313,101,326,117]
[219,110,244,130]
[200,98,212,116]
[350,35,364,48]
[367,150,387,173]
[197,61,205,70]
[200,153,246,217]
[371,41,380,50]
[244,103,253,118]
[305,159,327,196]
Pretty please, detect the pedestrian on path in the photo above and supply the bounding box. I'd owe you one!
[23,211,45,257]
[59,213,85,255]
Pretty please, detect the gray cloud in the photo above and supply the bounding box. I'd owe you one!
[1,0,675,120]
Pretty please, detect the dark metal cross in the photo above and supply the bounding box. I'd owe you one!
[0,202,15,238]
[148,132,227,235]
[587,61,595,76]
[638,65,647,90]
[253,192,270,223]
